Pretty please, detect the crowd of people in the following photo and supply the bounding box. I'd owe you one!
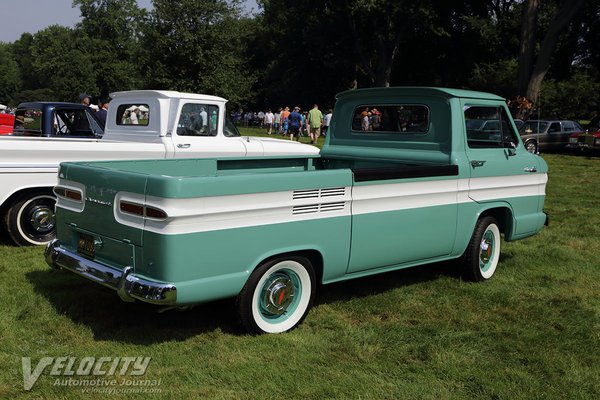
[237,105,333,143]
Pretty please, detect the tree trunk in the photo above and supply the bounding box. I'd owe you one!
[516,0,585,119]
[516,0,538,97]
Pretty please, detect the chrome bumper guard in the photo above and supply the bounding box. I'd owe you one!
[45,239,177,305]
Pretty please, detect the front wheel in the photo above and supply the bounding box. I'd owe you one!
[5,192,56,246]
[236,256,315,334]
[460,217,501,282]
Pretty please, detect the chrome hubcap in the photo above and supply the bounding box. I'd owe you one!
[261,273,295,315]
[479,231,494,266]
[30,206,55,233]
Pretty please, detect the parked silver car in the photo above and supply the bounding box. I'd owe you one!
[519,120,584,153]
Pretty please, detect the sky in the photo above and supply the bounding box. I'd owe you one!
[0,0,259,43]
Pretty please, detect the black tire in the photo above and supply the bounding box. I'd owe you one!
[460,217,501,282]
[236,256,315,334]
[525,140,538,154]
[5,191,56,246]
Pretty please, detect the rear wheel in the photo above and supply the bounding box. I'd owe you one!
[460,217,501,282]
[236,256,315,334]
[5,192,56,246]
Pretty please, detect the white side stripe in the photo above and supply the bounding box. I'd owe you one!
[100,173,547,235]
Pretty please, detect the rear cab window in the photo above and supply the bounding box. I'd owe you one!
[13,108,42,136]
[117,104,150,126]
[351,105,430,134]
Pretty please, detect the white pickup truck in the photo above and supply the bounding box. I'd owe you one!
[0,90,318,246]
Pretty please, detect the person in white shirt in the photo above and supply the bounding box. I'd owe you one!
[323,108,333,136]
[130,108,139,125]
[265,109,274,134]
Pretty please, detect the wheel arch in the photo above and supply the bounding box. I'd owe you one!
[248,249,324,286]
[479,206,513,237]
[1,186,55,217]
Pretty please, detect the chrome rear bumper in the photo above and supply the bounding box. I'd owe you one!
[45,239,177,305]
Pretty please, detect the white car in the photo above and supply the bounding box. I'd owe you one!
[0,90,319,245]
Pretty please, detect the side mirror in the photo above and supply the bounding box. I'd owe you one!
[506,141,517,156]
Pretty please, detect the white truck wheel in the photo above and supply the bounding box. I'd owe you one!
[5,192,56,246]
[461,217,501,281]
[237,256,315,334]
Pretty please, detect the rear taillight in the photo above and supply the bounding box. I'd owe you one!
[120,201,144,216]
[145,206,168,219]
[119,201,168,220]
[54,186,83,202]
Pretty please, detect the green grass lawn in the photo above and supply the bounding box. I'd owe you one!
[0,150,599,399]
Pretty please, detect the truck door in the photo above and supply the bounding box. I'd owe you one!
[345,103,459,274]
[463,103,545,236]
[346,175,459,273]
[172,102,247,157]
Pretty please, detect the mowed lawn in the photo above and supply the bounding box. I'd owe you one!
[0,145,598,399]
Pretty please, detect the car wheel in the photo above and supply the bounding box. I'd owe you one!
[236,256,315,334]
[525,140,538,154]
[5,192,56,246]
[460,217,501,282]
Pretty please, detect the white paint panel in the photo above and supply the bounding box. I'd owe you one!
[108,173,547,236]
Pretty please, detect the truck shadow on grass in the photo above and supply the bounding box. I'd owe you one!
[26,257,507,342]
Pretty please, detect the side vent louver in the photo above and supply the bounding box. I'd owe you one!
[293,189,320,200]
[292,187,346,215]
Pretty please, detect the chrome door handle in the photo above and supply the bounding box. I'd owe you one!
[177,144,191,149]
[524,166,537,173]
[470,160,486,168]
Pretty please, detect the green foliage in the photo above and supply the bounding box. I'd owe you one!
[468,58,519,99]
[73,0,148,97]
[538,69,600,119]
[138,0,254,108]
[29,25,98,102]
[0,0,598,115]
[0,43,21,104]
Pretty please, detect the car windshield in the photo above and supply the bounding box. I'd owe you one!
[224,114,241,137]
[520,121,548,134]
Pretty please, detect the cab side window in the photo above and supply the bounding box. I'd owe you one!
[176,103,219,136]
[465,106,517,148]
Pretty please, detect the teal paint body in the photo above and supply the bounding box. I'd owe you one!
[50,87,548,307]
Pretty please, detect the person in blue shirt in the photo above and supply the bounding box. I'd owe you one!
[288,106,302,141]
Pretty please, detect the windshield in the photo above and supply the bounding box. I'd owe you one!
[520,121,548,134]
[224,113,241,137]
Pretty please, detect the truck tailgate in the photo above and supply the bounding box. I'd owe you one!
[56,162,148,247]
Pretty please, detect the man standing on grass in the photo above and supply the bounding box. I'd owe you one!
[265,108,274,134]
[288,106,302,141]
[307,104,323,144]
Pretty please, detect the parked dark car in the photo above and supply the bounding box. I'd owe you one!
[519,120,584,153]
[566,115,600,154]
[13,102,104,138]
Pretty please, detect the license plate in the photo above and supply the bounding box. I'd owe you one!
[77,233,96,258]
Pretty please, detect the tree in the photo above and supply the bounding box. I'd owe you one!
[516,0,586,118]
[73,0,147,97]
[0,43,21,104]
[139,0,254,107]
[29,25,98,101]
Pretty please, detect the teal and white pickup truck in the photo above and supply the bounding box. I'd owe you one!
[46,87,548,334]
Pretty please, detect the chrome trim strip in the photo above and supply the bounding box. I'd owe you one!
[45,239,177,305]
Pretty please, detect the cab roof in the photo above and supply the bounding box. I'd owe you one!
[336,87,505,102]
[110,90,227,103]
